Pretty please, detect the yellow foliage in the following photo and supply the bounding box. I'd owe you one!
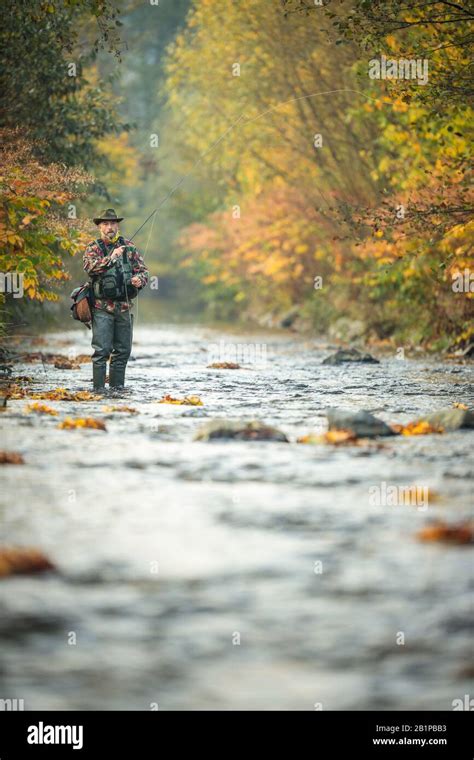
[95,133,140,188]
[102,405,138,413]
[25,402,58,416]
[391,421,444,436]
[58,417,107,430]
[157,394,203,405]
[30,388,102,401]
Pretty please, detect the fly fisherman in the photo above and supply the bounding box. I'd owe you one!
[83,209,149,393]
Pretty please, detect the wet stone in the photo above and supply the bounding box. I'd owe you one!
[423,407,474,431]
[322,348,379,366]
[195,419,289,442]
[326,408,395,438]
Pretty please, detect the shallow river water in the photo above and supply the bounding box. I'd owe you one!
[0,324,473,710]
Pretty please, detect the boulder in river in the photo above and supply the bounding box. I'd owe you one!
[195,419,289,442]
[326,408,395,438]
[322,348,379,366]
[422,407,474,431]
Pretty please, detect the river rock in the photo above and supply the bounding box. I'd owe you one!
[326,408,395,438]
[322,348,379,365]
[195,419,289,442]
[423,408,474,431]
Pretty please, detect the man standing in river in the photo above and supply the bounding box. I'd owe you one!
[83,209,149,392]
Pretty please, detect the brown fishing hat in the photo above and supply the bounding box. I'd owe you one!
[93,208,124,225]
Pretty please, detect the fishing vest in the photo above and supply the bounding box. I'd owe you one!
[91,236,138,302]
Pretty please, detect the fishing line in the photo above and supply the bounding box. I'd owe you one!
[129,87,392,241]
[102,87,394,389]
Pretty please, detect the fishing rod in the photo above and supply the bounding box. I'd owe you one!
[121,86,389,247]
[97,113,248,371]
[106,86,385,272]
[97,87,393,387]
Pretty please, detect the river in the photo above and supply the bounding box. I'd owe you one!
[0,323,472,710]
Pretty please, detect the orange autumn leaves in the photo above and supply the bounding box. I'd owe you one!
[0,451,24,464]
[17,391,206,428]
[180,187,342,316]
[102,405,138,414]
[298,421,445,446]
[391,421,443,436]
[0,129,91,304]
[23,398,141,429]
[157,394,203,405]
[0,547,55,578]
[2,386,101,401]
[26,402,58,416]
[166,0,473,345]
[417,522,473,546]
[58,417,106,431]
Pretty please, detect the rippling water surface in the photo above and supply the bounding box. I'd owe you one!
[0,324,472,709]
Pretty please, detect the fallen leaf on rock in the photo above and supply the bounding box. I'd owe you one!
[297,430,358,445]
[324,429,359,445]
[0,451,24,464]
[54,360,79,370]
[327,409,394,438]
[21,352,61,363]
[297,434,325,444]
[102,405,138,414]
[25,402,58,416]
[391,421,444,436]
[417,521,473,545]
[21,352,90,365]
[298,429,387,448]
[30,388,101,401]
[157,394,203,406]
[0,547,55,577]
[207,362,241,369]
[58,417,106,430]
[0,384,30,399]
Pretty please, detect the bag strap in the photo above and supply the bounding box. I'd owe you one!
[91,237,126,283]
[96,235,126,255]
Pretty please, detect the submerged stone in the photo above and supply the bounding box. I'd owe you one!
[195,419,289,442]
[322,348,379,365]
[423,408,474,431]
[326,408,395,438]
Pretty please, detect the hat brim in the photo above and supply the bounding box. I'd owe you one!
[93,217,124,225]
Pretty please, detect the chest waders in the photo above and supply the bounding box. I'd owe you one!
[91,238,136,391]
[88,112,249,393]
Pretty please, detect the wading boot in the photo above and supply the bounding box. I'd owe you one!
[109,364,126,392]
[92,364,106,393]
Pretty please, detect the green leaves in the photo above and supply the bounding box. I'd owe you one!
[0,0,124,168]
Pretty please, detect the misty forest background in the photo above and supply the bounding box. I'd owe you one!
[1,0,472,350]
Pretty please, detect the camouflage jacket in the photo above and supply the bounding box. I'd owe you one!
[83,237,148,314]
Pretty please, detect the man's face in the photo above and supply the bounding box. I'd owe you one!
[99,221,119,239]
